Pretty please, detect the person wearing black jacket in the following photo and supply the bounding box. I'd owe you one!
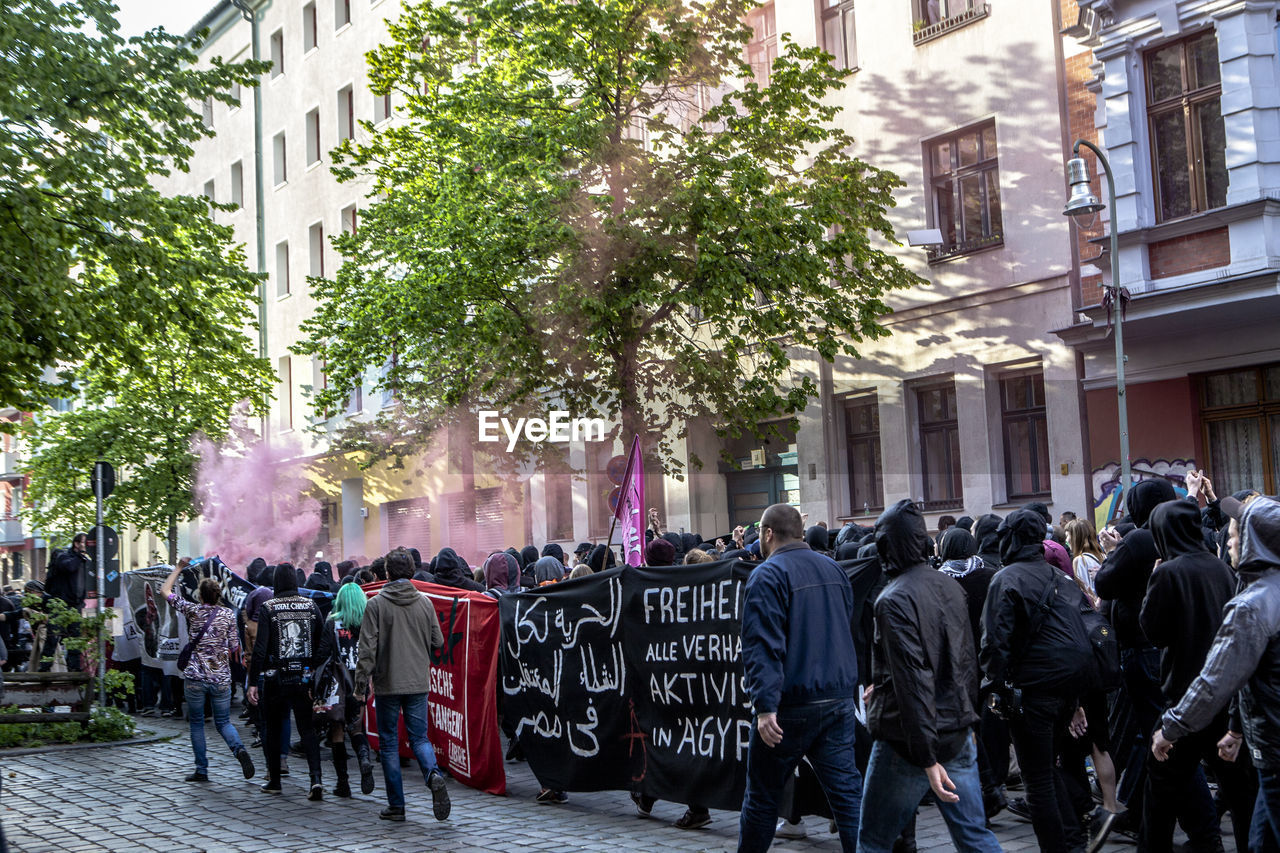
[39,534,89,672]
[981,509,1092,853]
[1139,498,1250,853]
[1094,478,1175,824]
[248,563,325,798]
[858,500,1001,853]
[430,548,483,593]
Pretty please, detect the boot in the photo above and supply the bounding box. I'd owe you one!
[332,742,352,798]
[353,733,376,795]
[308,769,324,801]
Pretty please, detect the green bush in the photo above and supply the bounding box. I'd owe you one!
[0,704,136,747]
[87,705,136,742]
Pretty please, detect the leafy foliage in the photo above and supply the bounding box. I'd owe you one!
[0,0,268,411]
[301,0,923,471]
[86,705,136,742]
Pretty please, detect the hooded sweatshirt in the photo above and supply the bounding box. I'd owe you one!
[1140,499,1236,703]
[432,548,484,593]
[1162,497,1280,768]
[938,527,996,654]
[533,556,565,585]
[805,525,830,554]
[482,552,519,593]
[1095,478,1177,650]
[973,514,1003,571]
[520,546,540,570]
[354,578,444,696]
[867,500,980,768]
[249,564,323,685]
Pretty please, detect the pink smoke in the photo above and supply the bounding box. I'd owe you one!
[194,433,322,572]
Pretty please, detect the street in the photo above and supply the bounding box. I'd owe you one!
[2,716,1233,853]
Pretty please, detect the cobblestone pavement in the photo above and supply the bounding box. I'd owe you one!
[1,715,1233,852]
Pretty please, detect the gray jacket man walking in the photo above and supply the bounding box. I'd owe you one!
[353,548,450,822]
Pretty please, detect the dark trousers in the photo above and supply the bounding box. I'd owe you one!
[738,698,862,853]
[1252,768,1280,853]
[1141,725,1222,852]
[979,706,1010,790]
[260,682,321,785]
[1008,690,1084,853]
[1116,646,1163,809]
[36,628,81,673]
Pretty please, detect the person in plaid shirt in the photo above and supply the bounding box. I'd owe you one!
[161,564,255,783]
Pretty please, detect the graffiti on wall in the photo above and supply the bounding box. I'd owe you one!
[1091,457,1193,529]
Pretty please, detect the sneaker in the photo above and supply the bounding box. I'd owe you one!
[138,707,158,718]
[1087,807,1119,853]
[1007,797,1032,821]
[536,787,568,804]
[428,770,452,820]
[380,806,406,822]
[505,738,525,762]
[360,760,376,796]
[775,819,807,839]
[674,809,711,830]
[333,780,352,798]
[236,748,255,780]
[631,791,653,818]
[250,736,263,749]
[279,757,290,777]
[983,785,1009,819]
[308,783,323,801]
[185,772,209,783]
[260,782,282,794]
[161,708,181,718]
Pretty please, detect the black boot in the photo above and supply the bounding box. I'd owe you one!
[332,742,351,798]
[308,769,324,801]
[353,733,376,795]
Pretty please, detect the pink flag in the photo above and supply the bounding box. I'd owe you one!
[615,436,646,567]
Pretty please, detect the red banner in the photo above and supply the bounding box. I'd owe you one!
[362,580,506,795]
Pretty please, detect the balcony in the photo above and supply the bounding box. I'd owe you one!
[926,233,1004,264]
[0,519,24,545]
[913,3,991,46]
[0,451,20,479]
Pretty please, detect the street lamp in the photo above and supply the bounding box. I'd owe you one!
[1064,139,1131,518]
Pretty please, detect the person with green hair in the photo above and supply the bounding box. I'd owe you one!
[314,580,377,797]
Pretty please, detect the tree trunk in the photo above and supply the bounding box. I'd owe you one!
[167,514,178,567]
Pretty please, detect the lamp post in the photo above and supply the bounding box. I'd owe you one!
[1064,139,1131,516]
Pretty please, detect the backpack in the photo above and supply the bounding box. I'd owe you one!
[1020,566,1098,690]
[1079,602,1122,690]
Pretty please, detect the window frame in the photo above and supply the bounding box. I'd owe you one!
[1000,369,1051,500]
[335,0,352,29]
[270,29,285,77]
[305,107,322,165]
[745,2,778,87]
[924,119,1003,262]
[338,85,355,141]
[275,240,290,297]
[817,0,858,72]
[844,394,883,515]
[1198,363,1280,496]
[916,380,963,511]
[1145,30,1226,223]
[303,1,318,53]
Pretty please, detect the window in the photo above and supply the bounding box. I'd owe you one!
[273,131,287,184]
[374,90,392,124]
[1146,31,1227,222]
[1199,364,1280,496]
[201,97,214,129]
[231,160,244,208]
[337,85,354,141]
[926,120,1002,260]
[384,497,430,555]
[544,448,575,541]
[335,0,351,29]
[270,29,284,77]
[303,2,318,52]
[278,356,293,431]
[341,204,358,235]
[819,0,857,72]
[746,3,777,87]
[346,382,363,414]
[1001,371,1050,499]
[231,81,242,107]
[306,108,321,165]
[915,0,975,27]
[918,381,962,510]
[276,240,290,296]
[845,395,882,515]
[202,179,215,201]
[308,222,325,277]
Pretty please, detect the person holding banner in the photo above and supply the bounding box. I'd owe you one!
[739,503,863,853]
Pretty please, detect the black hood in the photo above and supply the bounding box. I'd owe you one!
[661,532,683,557]
[541,543,564,563]
[246,557,267,583]
[1127,478,1178,528]
[409,548,422,570]
[1238,496,1280,579]
[974,514,1003,557]
[588,544,615,572]
[873,499,931,576]
[835,540,861,561]
[433,548,470,583]
[939,528,977,561]
[680,533,699,554]
[805,525,829,552]
[505,547,524,569]
[998,509,1051,566]
[273,564,298,596]
[520,545,539,568]
[1150,499,1209,561]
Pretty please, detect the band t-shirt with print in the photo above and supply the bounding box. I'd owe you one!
[167,593,239,686]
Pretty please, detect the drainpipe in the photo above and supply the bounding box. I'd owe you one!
[230,0,271,442]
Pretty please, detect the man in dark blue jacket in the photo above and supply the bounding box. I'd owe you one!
[739,503,861,853]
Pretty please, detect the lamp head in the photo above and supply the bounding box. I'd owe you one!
[1064,157,1105,218]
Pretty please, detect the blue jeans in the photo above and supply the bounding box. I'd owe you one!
[1252,769,1280,853]
[858,734,1002,853]
[374,692,440,808]
[185,680,244,775]
[737,698,862,853]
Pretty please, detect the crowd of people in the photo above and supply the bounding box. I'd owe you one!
[13,469,1280,853]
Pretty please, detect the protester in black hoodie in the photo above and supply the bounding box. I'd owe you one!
[248,563,325,798]
[1094,478,1174,826]
[431,548,484,593]
[306,562,336,592]
[1138,498,1247,853]
[981,510,1092,853]
[858,500,1000,853]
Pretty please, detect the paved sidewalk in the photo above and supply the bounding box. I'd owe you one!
[0,715,1230,852]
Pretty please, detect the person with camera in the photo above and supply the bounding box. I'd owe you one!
[856,499,1001,853]
[248,563,325,799]
[981,508,1095,853]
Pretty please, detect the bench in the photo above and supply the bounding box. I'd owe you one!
[0,672,92,723]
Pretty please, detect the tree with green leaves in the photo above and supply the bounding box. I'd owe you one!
[0,0,267,412]
[302,0,923,470]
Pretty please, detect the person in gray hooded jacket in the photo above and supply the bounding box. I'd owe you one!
[1152,494,1280,852]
